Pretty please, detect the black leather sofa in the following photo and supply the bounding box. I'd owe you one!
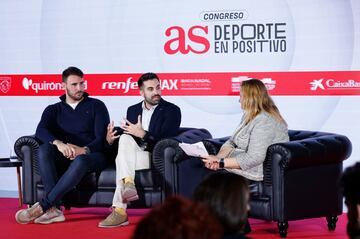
[14,127,212,209]
[154,129,352,237]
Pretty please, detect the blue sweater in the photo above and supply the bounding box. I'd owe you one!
[35,93,110,153]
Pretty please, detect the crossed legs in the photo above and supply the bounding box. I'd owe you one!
[99,134,150,228]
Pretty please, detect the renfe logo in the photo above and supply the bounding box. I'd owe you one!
[102,77,137,93]
[164,26,210,54]
[101,77,178,93]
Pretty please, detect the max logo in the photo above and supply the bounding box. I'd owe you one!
[164,26,210,55]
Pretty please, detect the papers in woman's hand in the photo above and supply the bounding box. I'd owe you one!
[178,142,208,157]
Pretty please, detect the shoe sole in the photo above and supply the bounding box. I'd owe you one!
[15,209,35,224]
[125,194,139,202]
[34,215,65,224]
[98,221,129,228]
[122,188,138,202]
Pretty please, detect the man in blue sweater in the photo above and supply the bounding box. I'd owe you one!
[15,66,110,224]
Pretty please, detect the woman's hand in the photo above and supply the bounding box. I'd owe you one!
[201,155,220,170]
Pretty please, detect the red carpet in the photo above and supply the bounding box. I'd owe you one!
[1,198,348,239]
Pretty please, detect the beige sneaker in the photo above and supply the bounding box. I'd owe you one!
[98,209,129,228]
[15,202,44,224]
[34,207,65,224]
[122,181,138,202]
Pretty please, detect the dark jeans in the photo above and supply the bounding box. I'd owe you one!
[37,143,107,211]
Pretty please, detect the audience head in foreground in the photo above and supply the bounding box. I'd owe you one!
[193,172,250,239]
[131,196,222,239]
[341,162,360,239]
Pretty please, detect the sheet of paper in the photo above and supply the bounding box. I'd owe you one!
[179,141,209,157]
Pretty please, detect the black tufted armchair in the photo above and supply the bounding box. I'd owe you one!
[14,127,212,209]
[156,129,352,237]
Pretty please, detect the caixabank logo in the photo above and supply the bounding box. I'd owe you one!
[310,78,360,91]
[164,10,288,55]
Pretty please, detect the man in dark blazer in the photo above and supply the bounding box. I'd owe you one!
[98,72,181,228]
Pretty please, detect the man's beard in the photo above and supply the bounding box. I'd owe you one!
[145,95,161,106]
[67,90,84,102]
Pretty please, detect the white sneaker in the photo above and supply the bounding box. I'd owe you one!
[15,202,44,224]
[34,207,65,224]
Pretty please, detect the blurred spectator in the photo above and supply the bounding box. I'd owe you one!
[131,196,222,239]
[193,172,251,239]
[341,162,360,239]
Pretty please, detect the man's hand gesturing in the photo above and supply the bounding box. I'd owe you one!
[106,121,120,145]
[121,115,146,139]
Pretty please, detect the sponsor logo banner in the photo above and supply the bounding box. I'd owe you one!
[0,77,11,93]
[0,71,359,96]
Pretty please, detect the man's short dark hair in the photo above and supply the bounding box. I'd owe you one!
[341,162,360,204]
[62,66,84,82]
[137,72,160,89]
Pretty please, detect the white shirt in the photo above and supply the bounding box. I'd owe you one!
[141,102,158,131]
[67,102,80,110]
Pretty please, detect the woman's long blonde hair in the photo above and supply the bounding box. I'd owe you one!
[240,79,287,125]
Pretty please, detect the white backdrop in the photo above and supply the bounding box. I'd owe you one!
[0,0,359,194]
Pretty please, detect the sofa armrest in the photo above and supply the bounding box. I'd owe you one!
[202,137,230,155]
[152,138,185,196]
[14,135,41,205]
[152,128,212,196]
[14,135,39,160]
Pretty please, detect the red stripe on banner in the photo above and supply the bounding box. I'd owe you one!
[1,71,360,96]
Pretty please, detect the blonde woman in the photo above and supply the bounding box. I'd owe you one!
[202,79,289,181]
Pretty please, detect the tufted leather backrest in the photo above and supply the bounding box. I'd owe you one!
[174,128,212,144]
[273,130,352,170]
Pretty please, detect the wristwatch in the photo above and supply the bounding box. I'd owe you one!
[84,146,91,155]
[219,158,225,168]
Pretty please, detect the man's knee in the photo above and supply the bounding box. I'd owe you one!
[119,134,137,147]
[72,154,88,166]
[69,155,89,173]
[38,143,56,159]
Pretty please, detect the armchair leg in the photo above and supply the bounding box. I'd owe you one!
[277,221,288,238]
[326,215,338,231]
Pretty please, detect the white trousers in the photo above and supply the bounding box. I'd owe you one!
[112,134,151,208]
